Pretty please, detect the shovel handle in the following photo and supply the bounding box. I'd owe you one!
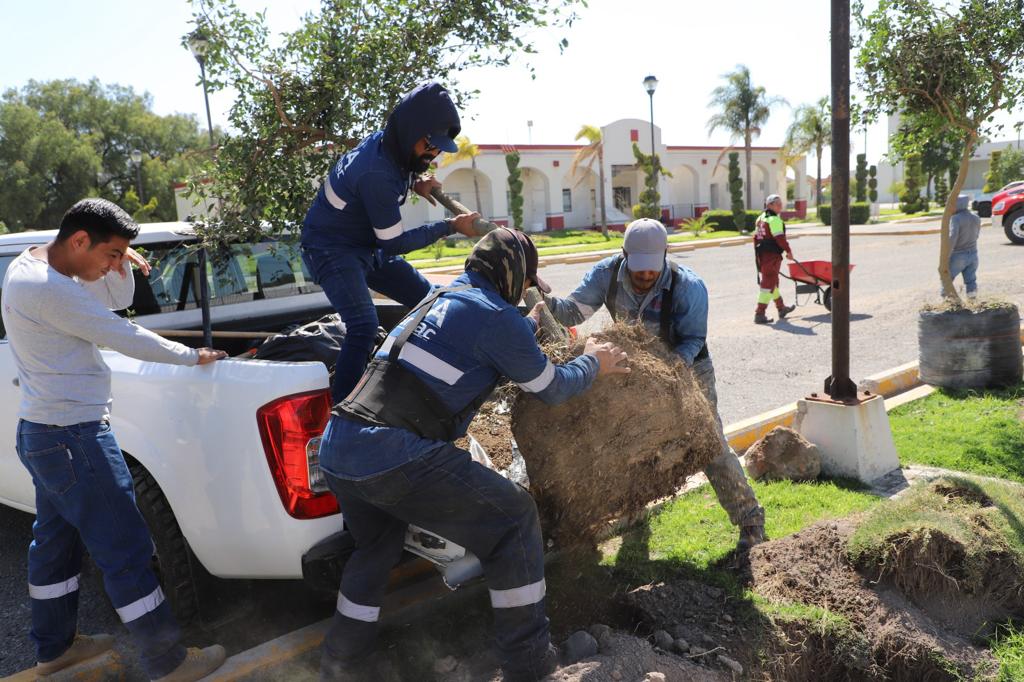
[429,187,498,235]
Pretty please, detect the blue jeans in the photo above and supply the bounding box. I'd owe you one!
[318,418,550,678]
[301,246,432,403]
[16,420,185,678]
[948,248,979,295]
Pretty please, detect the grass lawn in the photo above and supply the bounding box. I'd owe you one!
[887,382,1024,482]
[601,478,880,588]
[409,229,742,270]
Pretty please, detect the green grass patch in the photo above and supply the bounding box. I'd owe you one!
[888,383,1024,482]
[848,476,1024,604]
[408,229,742,269]
[603,478,880,587]
[992,623,1024,681]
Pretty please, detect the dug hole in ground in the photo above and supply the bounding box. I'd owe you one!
[282,323,1022,681]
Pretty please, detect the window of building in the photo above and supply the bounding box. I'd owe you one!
[613,187,632,212]
[562,189,572,213]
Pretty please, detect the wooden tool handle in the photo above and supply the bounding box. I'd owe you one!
[523,287,570,345]
[429,187,498,235]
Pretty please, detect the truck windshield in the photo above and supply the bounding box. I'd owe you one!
[129,239,320,315]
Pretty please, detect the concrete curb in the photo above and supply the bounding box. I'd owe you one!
[724,361,922,453]
[200,620,328,681]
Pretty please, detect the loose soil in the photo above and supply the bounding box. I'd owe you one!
[511,324,722,544]
[749,518,1000,680]
[455,401,514,471]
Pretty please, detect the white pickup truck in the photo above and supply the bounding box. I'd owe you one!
[0,222,480,623]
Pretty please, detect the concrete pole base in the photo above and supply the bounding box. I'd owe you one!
[793,393,900,483]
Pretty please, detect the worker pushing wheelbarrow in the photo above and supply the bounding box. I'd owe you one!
[751,194,854,323]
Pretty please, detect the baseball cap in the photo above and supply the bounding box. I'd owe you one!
[623,218,668,273]
[426,127,460,154]
[765,194,782,207]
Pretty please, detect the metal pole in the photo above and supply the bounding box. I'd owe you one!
[199,60,215,149]
[197,57,215,348]
[135,163,144,203]
[196,247,213,348]
[648,93,656,157]
[827,0,857,401]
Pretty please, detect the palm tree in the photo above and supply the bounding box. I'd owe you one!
[569,124,608,238]
[439,135,482,214]
[707,65,785,209]
[784,97,831,207]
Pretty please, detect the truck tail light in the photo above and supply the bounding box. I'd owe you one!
[257,390,339,519]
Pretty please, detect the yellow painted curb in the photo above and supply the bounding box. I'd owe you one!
[201,620,328,681]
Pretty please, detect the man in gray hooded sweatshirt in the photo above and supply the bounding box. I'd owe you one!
[947,193,981,297]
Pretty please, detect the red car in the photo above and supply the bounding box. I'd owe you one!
[992,181,1024,245]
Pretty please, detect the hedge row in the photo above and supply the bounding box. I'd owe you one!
[817,203,870,226]
[703,209,762,231]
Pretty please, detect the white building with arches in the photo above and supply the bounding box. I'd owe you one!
[402,118,807,232]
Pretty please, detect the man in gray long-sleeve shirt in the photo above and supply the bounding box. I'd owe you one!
[1,199,227,681]
[947,193,981,297]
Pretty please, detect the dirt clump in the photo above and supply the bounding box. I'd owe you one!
[511,323,721,544]
[455,400,514,471]
[743,426,820,482]
[750,518,998,680]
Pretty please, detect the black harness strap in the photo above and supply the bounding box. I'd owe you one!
[604,254,707,361]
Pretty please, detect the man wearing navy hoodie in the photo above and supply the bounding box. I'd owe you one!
[301,82,480,403]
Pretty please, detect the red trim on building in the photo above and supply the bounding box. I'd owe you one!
[493,219,509,228]
[694,205,709,218]
[476,143,584,151]
[793,199,808,219]
[665,145,782,151]
[545,215,565,230]
[630,129,639,142]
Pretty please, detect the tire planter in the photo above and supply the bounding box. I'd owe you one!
[918,304,1023,389]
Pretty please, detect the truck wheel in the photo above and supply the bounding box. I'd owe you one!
[127,459,201,625]
[1004,209,1024,245]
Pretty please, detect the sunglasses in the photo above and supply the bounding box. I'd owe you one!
[423,138,440,154]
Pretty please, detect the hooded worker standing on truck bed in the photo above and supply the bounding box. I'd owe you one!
[316,228,629,681]
[1,199,227,681]
[300,81,482,403]
[543,218,767,553]
[752,194,797,324]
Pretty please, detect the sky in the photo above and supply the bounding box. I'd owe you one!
[2,0,1022,175]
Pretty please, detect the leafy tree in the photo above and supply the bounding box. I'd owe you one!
[868,164,878,203]
[998,146,1024,185]
[784,97,831,207]
[570,124,608,238]
[887,179,905,203]
[857,0,1024,299]
[855,153,868,202]
[707,65,785,210]
[439,135,482,214]
[183,0,583,245]
[727,152,745,230]
[506,151,523,229]
[891,112,964,202]
[630,143,669,220]
[0,78,208,230]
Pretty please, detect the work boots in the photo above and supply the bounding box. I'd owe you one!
[502,644,560,681]
[777,304,796,319]
[754,313,772,325]
[153,645,226,682]
[36,634,115,676]
[737,525,767,552]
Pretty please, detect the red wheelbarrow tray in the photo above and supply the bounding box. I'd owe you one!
[787,260,855,285]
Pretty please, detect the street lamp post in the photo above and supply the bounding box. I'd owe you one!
[187,26,215,348]
[130,149,143,203]
[643,75,658,157]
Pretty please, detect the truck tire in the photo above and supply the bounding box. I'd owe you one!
[127,459,201,625]
[918,304,1023,389]
[1004,209,1024,245]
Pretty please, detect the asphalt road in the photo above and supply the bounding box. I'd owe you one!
[538,220,1023,425]
[0,220,1020,677]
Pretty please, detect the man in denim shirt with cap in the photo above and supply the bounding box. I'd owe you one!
[543,218,766,551]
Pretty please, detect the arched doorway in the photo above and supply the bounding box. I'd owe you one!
[438,168,494,219]
[519,167,551,232]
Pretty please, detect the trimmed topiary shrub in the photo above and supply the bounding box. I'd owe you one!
[818,204,832,225]
[850,202,870,225]
[704,209,736,230]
